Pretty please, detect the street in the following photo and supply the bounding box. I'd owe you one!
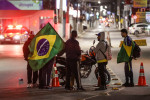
[0,24,150,100]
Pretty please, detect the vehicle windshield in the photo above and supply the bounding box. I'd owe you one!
[4,29,21,34]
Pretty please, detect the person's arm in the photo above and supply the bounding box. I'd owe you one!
[76,41,81,56]
[125,36,132,46]
[94,42,101,53]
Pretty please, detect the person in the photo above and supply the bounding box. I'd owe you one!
[23,31,38,88]
[39,58,54,89]
[65,30,85,91]
[94,32,111,90]
[118,29,134,87]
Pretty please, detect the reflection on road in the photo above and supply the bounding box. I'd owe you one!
[0,44,23,58]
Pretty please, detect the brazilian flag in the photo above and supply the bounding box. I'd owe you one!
[28,23,64,71]
[117,41,135,63]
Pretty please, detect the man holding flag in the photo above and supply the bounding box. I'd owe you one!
[28,23,65,89]
[117,29,135,87]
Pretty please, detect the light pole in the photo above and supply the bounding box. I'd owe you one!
[117,0,121,30]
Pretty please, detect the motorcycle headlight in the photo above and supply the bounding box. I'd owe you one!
[0,35,5,40]
[14,35,20,40]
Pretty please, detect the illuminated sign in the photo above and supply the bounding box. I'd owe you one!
[0,0,43,10]
[56,0,60,9]
[133,0,147,8]
[136,12,146,23]
[146,12,150,23]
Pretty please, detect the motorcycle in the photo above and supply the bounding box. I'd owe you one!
[56,40,111,86]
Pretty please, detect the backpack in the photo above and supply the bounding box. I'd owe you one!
[132,41,141,58]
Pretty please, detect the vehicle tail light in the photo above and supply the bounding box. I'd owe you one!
[16,33,20,35]
[16,25,22,29]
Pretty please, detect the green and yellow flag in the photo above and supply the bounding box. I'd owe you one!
[28,23,64,71]
[117,41,135,63]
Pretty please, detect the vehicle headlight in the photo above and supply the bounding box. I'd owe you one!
[0,35,5,40]
[14,35,20,40]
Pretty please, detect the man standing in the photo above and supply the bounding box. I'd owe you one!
[94,32,111,90]
[117,29,134,87]
[23,31,38,88]
[65,30,85,91]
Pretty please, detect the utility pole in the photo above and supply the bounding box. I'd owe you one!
[118,0,121,30]
[76,0,79,32]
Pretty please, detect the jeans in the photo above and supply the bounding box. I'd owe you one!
[39,59,54,87]
[27,63,38,84]
[98,62,107,87]
[65,59,82,89]
[124,61,133,84]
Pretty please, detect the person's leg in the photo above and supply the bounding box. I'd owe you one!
[122,62,130,87]
[27,63,32,84]
[95,63,106,90]
[73,61,81,89]
[125,62,129,83]
[39,68,43,88]
[70,74,75,89]
[46,60,54,86]
[65,60,71,89]
[33,71,38,84]
[39,67,46,89]
[98,63,105,87]
[129,61,134,86]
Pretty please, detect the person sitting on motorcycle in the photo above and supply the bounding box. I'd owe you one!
[94,32,110,90]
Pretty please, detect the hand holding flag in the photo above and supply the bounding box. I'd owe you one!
[28,23,64,71]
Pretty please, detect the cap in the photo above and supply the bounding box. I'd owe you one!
[95,32,101,37]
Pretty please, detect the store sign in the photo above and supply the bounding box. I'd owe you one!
[133,0,147,8]
[0,0,43,10]
[136,12,146,23]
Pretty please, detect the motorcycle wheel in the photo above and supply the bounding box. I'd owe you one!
[95,67,111,85]
[57,66,66,86]
[80,65,92,78]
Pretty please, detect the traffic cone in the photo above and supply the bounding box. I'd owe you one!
[136,62,148,86]
[97,76,101,87]
[52,62,60,87]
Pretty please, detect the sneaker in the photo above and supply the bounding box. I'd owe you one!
[70,86,76,90]
[45,86,52,89]
[65,87,72,91]
[129,83,134,87]
[122,83,130,87]
[27,84,32,88]
[77,87,86,91]
[32,83,39,88]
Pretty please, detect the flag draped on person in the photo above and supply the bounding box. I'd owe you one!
[117,41,135,63]
[28,23,64,71]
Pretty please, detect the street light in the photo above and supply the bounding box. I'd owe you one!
[105,6,107,9]
[98,1,101,4]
